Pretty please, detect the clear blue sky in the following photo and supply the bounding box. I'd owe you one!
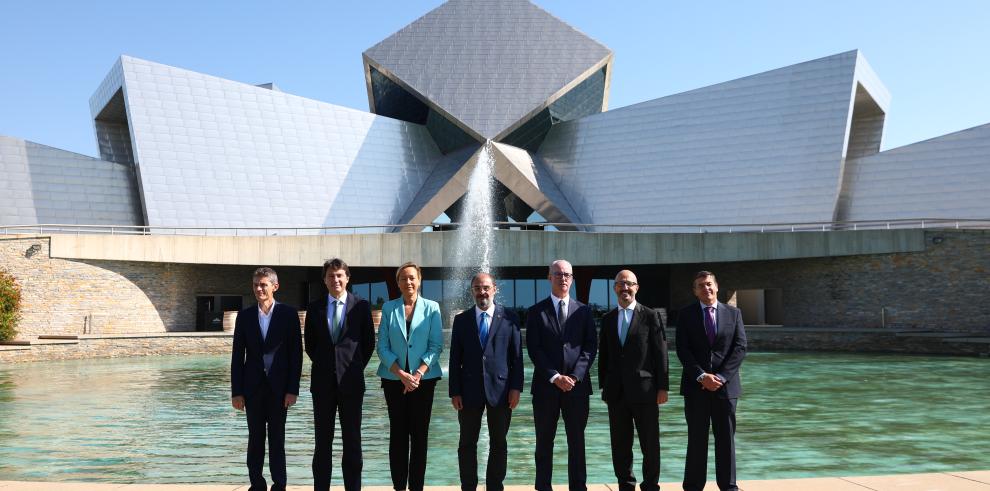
[2,1,988,157]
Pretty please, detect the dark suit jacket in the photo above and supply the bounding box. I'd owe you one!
[304,293,376,397]
[230,302,303,400]
[449,304,524,408]
[598,303,669,404]
[526,296,598,398]
[675,301,747,399]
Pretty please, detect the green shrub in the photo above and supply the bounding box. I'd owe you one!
[0,269,21,341]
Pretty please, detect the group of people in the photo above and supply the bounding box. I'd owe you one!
[229,258,747,491]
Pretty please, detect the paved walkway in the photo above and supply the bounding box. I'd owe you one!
[2,471,989,491]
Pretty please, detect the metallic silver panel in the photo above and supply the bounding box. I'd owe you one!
[0,136,142,226]
[538,51,865,229]
[842,123,990,221]
[115,56,443,231]
[364,0,612,140]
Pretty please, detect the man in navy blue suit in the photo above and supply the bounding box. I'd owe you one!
[230,267,303,491]
[527,259,598,491]
[676,271,747,491]
[449,272,524,491]
[305,258,376,491]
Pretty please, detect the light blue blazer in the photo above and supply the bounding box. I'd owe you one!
[376,296,444,380]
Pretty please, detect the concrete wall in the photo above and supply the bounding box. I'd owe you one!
[44,228,926,267]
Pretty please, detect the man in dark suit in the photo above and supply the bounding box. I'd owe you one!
[449,272,524,491]
[305,258,376,491]
[527,259,598,491]
[676,271,747,491]
[599,269,669,491]
[230,267,303,491]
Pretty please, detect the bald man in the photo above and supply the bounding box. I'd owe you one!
[527,259,598,491]
[598,270,669,491]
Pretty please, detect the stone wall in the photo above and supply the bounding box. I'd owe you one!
[0,236,313,338]
[0,334,232,363]
[668,230,990,332]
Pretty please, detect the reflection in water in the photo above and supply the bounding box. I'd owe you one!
[0,351,987,484]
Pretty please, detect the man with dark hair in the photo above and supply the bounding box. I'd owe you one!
[231,267,303,491]
[449,272,524,491]
[527,259,598,491]
[676,271,747,491]
[599,269,668,491]
[306,258,376,491]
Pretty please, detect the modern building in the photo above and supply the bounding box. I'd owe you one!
[1,0,988,354]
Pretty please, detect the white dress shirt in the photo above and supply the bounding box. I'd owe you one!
[617,300,637,337]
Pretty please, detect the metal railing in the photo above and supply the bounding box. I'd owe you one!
[1,218,988,237]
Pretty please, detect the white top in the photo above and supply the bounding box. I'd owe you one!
[258,302,276,340]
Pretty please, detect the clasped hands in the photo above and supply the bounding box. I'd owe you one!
[553,374,577,392]
[699,373,723,391]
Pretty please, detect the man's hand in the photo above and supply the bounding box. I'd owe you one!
[700,373,723,391]
[554,375,576,392]
[283,393,297,409]
[231,395,245,411]
[451,395,464,411]
[657,390,668,405]
[508,389,521,409]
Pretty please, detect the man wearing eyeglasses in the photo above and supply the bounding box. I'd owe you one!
[448,272,523,491]
[527,259,598,491]
[598,270,669,491]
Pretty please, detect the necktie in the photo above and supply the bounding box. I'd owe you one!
[619,309,629,346]
[704,306,716,345]
[479,312,490,347]
[557,300,567,327]
[331,300,341,343]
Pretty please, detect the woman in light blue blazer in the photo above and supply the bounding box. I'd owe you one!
[377,261,443,491]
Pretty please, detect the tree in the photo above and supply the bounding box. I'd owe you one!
[0,268,21,341]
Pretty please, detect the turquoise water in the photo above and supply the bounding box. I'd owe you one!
[0,352,986,484]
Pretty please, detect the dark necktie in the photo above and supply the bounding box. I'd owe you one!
[557,300,567,327]
[704,306,717,345]
[479,312,490,347]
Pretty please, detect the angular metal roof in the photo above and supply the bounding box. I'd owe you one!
[364,0,612,142]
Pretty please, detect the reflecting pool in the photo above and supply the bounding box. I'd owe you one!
[0,351,986,484]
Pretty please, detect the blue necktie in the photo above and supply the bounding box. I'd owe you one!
[479,312,490,347]
[619,309,630,346]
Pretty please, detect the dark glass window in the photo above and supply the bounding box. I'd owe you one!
[426,110,479,154]
[497,280,514,307]
[515,279,536,309]
[498,67,607,152]
[369,67,429,124]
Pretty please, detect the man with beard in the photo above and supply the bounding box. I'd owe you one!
[448,272,524,491]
